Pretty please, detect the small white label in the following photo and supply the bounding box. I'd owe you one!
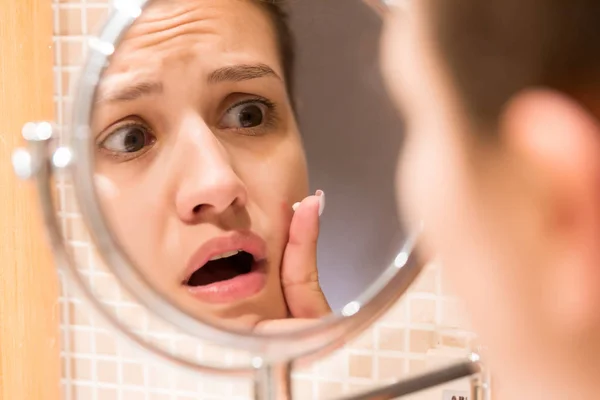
[442,390,469,400]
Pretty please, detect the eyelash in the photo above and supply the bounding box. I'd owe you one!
[222,96,278,135]
[97,121,156,162]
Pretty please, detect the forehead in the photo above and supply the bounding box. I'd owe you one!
[105,0,281,76]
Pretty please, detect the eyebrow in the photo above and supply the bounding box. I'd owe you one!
[95,64,280,104]
[207,63,281,84]
[96,80,164,104]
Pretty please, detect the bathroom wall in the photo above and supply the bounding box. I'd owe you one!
[290,0,407,308]
[53,0,476,399]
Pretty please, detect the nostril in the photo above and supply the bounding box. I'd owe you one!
[192,204,202,214]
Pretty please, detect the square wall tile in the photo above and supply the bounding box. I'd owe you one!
[117,304,147,330]
[378,327,405,352]
[61,355,68,378]
[93,274,121,302]
[439,333,468,349]
[175,372,200,392]
[59,98,73,124]
[377,356,407,381]
[349,328,374,350]
[349,354,373,379]
[318,381,344,399]
[315,350,347,379]
[121,390,146,400]
[411,268,437,294]
[409,359,427,375]
[73,386,93,399]
[97,388,118,400]
[97,359,118,383]
[57,8,83,36]
[149,394,171,400]
[202,378,232,397]
[71,301,92,326]
[348,382,383,396]
[122,362,145,386]
[70,246,91,274]
[410,299,437,324]
[95,331,118,355]
[72,357,93,380]
[231,380,253,397]
[440,301,466,328]
[58,39,83,66]
[72,330,92,353]
[381,299,407,325]
[148,365,172,390]
[63,216,89,242]
[409,330,436,353]
[292,378,314,399]
[60,70,73,97]
[85,7,110,35]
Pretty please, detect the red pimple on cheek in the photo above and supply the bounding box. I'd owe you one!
[280,200,295,219]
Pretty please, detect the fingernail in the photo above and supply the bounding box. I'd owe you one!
[316,190,325,216]
[292,202,301,212]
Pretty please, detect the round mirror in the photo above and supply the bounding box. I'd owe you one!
[61,0,421,369]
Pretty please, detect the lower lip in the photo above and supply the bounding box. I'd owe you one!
[186,262,267,304]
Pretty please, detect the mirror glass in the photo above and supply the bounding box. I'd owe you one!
[90,0,405,332]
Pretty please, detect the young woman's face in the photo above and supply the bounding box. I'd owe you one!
[92,0,308,329]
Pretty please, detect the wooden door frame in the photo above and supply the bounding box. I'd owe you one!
[0,0,61,399]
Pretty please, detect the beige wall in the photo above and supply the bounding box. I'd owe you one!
[53,0,475,399]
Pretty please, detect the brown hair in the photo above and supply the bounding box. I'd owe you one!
[426,0,600,130]
[256,1,296,102]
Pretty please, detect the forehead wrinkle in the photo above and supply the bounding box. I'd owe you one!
[129,0,220,34]
[105,0,283,82]
[119,2,245,55]
[121,20,221,56]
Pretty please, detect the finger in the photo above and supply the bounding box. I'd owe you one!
[281,190,331,318]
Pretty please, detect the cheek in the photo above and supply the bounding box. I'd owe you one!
[396,132,449,233]
[402,137,500,312]
[237,140,308,224]
[396,126,478,269]
[95,164,173,257]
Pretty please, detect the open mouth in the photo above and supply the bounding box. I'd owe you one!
[183,233,268,304]
[185,250,255,287]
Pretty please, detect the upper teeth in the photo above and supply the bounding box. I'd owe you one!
[209,250,240,261]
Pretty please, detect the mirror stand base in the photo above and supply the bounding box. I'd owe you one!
[253,362,293,400]
[471,369,492,400]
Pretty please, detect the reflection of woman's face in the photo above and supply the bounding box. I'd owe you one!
[92,0,308,328]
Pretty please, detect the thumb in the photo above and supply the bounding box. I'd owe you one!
[281,190,331,318]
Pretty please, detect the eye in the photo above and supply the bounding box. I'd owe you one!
[220,99,274,131]
[99,123,156,158]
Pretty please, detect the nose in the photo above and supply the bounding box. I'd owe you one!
[174,130,248,224]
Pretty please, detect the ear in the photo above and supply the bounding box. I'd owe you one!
[500,89,600,333]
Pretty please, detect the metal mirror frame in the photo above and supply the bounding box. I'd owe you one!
[69,0,425,366]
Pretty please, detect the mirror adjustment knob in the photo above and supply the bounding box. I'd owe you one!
[52,146,72,169]
[12,121,56,180]
[12,147,34,180]
[21,121,54,141]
